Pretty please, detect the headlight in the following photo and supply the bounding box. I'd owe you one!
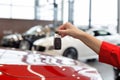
[34,45,46,52]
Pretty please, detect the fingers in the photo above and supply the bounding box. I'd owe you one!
[58,22,71,30]
[56,22,73,37]
[55,31,59,34]
[55,29,66,37]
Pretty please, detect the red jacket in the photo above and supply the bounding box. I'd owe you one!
[99,41,120,68]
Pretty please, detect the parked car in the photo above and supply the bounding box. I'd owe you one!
[33,28,120,61]
[0,25,48,49]
[113,67,120,80]
[0,48,103,80]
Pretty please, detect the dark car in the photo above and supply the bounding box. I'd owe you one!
[1,33,23,48]
[1,25,48,49]
[0,48,103,80]
[113,67,120,80]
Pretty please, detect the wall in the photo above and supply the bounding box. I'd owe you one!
[0,18,54,40]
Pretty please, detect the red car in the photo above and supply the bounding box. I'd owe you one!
[0,48,103,80]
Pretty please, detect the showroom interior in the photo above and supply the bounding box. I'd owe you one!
[0,0,120,80]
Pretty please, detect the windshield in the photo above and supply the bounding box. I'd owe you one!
[93,30,111,36]
[25,25,43,35]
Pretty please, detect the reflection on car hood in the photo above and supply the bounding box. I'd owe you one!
[0,48,102,80]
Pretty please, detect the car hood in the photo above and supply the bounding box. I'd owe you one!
[33,36,75,46]
[33,36,53,46]
[3,33,23,41]
[0,48,102,80]
[3,34,21,39]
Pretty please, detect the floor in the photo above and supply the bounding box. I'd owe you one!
[85,60,114,80]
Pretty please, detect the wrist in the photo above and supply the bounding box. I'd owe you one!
[76,30,87,40]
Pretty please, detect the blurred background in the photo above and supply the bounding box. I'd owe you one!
[0,0,118,39]
[0,0,119,80]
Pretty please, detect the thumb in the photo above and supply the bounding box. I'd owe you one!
[57,29,67,34]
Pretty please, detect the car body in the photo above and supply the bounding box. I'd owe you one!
[113,67,120,80]
[1,25,46,49]
[1,33,23,48]
[0,48,103,80]
[33,28,120,61]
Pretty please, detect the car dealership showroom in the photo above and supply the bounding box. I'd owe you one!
[0,0,120,80]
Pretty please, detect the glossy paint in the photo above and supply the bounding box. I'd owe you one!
[0,48,102,80]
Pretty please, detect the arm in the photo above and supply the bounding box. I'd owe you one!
[76,31,102,54]
[57,22,120,68]
[99,41,120,68]
[57,22,102,54]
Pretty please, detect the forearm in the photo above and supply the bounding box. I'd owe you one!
[57,22,102,54]
[77,31,102,54]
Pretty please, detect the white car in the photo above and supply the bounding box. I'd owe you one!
[33,28,120,61]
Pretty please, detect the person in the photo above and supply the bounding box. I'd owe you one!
[56,22,120,69]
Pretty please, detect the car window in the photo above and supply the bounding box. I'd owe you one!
[93,30,111,36]
[25,26,43,35]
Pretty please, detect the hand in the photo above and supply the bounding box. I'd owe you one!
[57,22,102,54]
[57,22,85,39]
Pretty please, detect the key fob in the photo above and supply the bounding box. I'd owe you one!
[54,37,61,50]
[54,32,61,50]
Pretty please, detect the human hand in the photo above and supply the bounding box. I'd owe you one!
[56,22,85,39]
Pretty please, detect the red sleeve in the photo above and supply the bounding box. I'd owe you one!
[99,41,120,68]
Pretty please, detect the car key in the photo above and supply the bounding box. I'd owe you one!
[54,31,61,50]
